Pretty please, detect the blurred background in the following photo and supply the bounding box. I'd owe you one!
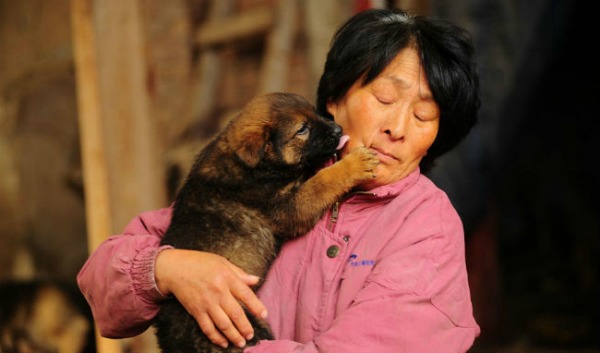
[0,0,597,352]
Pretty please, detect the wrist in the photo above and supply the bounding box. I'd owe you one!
[154,246,175,296]
[130,244,174,302]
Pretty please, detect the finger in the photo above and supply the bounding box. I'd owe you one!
[221,294,255,341]
[231,280,268,320]
[209,307,247,349]
[197,312,229,349]
[226,262,261,286]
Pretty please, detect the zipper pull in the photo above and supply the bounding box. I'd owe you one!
[328,201,340,231]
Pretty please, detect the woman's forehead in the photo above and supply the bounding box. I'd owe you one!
[375,49,434,99]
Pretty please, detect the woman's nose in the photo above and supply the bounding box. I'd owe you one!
[383,109,408,141]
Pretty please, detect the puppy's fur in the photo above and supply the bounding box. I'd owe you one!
[154,92,378,353]
[0,279,94,353]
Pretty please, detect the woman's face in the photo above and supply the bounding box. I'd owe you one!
[327,46,440,190]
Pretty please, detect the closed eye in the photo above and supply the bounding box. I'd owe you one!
[376,96,394,105]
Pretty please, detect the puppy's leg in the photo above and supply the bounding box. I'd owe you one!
[275,147,379,236]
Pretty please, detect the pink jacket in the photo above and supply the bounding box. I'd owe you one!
[77,169,480,352]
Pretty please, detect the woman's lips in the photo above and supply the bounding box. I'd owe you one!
[371,147,397,162]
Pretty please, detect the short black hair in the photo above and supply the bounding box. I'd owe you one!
[316,9,480,173]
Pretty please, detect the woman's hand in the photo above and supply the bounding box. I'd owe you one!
[155,249,267,349]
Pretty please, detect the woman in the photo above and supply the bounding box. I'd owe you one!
[77,8,480,353]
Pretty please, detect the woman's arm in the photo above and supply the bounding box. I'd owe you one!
[76,208,173,338]
[155,249,267,349]
[77,207,267,349]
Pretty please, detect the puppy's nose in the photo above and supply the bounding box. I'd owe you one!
[332,123,342,136]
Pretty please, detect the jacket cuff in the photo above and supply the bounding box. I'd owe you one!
[131,244,174,303]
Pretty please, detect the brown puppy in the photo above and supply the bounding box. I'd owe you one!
[154,92,378,353]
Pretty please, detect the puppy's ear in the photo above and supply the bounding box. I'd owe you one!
[232,121,271,167]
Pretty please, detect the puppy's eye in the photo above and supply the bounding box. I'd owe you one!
[296,123,310,136]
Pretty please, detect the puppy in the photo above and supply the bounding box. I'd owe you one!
[154,92,378,353]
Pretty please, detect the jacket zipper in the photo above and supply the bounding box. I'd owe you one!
[327,201,340,231]
[326,191,376,232]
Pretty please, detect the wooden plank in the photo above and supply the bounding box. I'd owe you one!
[195,6,273,47]
[259,0,297,93]
[72,0,166,351]
[70,1,122,352]
[303,0,344,101]
[71,0,112,257]
[169,0,233,144]
[139,0,193,148]
[93,0,166,232]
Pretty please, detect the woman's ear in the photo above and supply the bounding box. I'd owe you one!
[326,100,337,118]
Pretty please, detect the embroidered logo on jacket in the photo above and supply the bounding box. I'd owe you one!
[348,253,375,267]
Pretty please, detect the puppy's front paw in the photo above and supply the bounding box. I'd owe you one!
[339,146,379,182]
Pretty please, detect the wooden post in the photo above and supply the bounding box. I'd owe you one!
[71,0,166,351]
[92,0,166,232]
[304,0,344,101]
[71,2,122,352]
[170,0,234,143]
[71,0,112,256]
[258,0,297,94]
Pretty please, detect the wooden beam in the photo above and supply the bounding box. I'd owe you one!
[304,0,343,101]
[71,0,111,258]
[71,0,166,351]
[195,6,273,48]
[258,0,297,93]
[170,0,233,144]
[71,1,122,352]
[92,0,166,232]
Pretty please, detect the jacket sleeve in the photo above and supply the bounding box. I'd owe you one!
[76,207,173,338]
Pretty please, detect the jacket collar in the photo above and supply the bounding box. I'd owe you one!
[347,167,422,202]
[323,157,422,201]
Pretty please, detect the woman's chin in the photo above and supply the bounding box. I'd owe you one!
[355,178,384,191]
